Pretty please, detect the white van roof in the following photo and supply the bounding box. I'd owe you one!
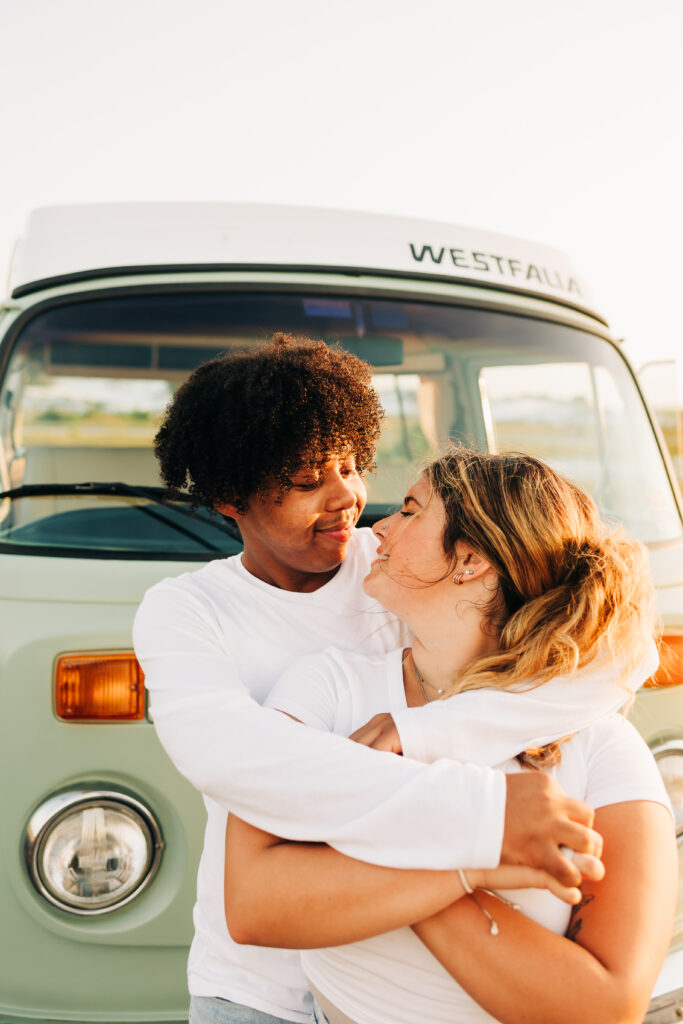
[10,203,603,322]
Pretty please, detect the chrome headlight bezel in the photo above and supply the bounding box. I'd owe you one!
[24,786,163,916]
[651,740,683,840]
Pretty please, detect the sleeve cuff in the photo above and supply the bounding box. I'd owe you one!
[465,765,506,868]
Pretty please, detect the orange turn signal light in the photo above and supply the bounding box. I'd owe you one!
[55,653,145,720]
[645,633,683,688]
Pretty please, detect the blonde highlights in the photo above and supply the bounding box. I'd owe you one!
[426,447,656,698]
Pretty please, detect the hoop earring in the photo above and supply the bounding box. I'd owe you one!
[453,569,474,585]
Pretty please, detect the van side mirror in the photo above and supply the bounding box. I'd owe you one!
[638,359,683,498]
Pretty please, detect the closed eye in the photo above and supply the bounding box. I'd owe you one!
[291,479,321,490]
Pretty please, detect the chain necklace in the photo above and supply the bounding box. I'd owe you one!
[412,652,445,702]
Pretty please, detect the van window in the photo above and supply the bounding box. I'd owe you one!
[0,292,679,556]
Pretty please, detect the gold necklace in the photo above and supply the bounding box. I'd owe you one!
[412,652,445,700]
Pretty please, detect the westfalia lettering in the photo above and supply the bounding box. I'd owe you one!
[408,243,581,296]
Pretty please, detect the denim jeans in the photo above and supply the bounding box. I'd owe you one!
[189,995,298,1024]
[311,1000,330,1024]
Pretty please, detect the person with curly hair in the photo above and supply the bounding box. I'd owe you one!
[154,332,383,518]
[134,336,653,1024]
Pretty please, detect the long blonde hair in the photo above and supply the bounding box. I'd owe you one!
[426,447,656,698]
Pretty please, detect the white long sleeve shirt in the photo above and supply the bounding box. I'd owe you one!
[133,527,654,1021]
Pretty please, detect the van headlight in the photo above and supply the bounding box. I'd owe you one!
[25,787,163,915]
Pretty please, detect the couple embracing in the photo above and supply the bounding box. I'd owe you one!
[134,334,675,1024]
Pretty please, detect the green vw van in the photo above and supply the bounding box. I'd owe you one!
[1,203,682,1023]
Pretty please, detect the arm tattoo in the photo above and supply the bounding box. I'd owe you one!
[566,892,595,942]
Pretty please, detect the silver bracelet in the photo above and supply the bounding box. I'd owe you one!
[471,892,501,936]
[460,874,521,936]
[457,868,474,894]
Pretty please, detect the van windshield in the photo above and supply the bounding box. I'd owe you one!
[0,292,679,557]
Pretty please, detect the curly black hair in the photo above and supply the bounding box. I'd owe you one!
[154,333,384,512]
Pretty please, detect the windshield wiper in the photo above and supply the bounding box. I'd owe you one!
[0,481,242,550]
[0,481,191,501]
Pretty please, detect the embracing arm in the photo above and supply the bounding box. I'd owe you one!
[133,582,501,868]
[392,642,659,765]
[224,813,589,949]
[412,800,677,1024]
[134,583,595,879]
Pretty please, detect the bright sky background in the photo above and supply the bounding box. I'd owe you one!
[1,0,682,376]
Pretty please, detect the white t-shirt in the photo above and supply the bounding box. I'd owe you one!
[133,529,657,1023]
[265,647,671,1024]
[135,530,500,1021]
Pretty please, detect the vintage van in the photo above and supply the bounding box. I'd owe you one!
[1,203,682,1023]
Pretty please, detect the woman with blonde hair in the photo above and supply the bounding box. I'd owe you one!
[225,447,676,1024]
